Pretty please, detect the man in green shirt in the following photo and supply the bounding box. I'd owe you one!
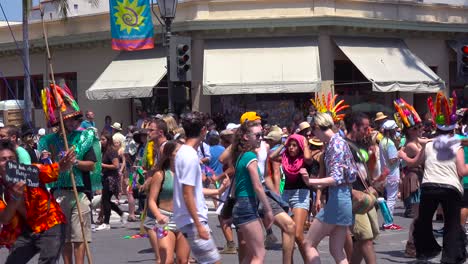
[0,125,31,165]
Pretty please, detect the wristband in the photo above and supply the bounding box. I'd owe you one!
[73,160,79,166]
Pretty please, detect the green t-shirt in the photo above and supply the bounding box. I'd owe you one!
[234,151,260,198]
[16,146,31,165]
[456,135,468,188]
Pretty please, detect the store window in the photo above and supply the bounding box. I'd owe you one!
[334,60,396,114]
[0,72,77,109]
[211,93,311,127]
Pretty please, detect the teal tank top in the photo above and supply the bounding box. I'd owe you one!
[159,170,174,201]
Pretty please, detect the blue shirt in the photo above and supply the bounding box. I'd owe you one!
[80,120,96,129]
[208,145,225,176]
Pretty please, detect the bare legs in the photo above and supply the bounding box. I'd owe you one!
[303,219,349,264]
[157,230,190,264]
[238,219,266,264]
[291,207,309,260]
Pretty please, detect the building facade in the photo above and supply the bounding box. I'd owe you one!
[0,0,467,129]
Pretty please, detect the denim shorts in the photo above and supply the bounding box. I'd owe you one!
[232,196,259,226]
[282,188,310,211]
[180,222,221,264]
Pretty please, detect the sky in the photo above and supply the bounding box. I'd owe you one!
[0,0,40,22]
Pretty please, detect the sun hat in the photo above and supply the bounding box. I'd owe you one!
[270,125,282,133]
[308,137,323,146]
[240,112,261,125]
[111,122,123,131]
[374,112,388,121]
[298,122,311,132]
[264,131,283,142]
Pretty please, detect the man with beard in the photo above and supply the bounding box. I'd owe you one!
[344,112,387,264]
[38,85,101,264]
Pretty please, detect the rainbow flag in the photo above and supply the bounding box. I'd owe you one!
[110,0,154,51]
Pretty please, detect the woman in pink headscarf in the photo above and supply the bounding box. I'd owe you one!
[281,133,312,261]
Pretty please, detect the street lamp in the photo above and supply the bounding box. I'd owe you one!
[156,0,178,113]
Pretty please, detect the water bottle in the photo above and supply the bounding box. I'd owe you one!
[377,197,393,226]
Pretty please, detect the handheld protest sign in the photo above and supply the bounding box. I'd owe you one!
[5,161,40,188]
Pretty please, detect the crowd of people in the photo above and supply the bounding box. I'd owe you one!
[1,86,468,264]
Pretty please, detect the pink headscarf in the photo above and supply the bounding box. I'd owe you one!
[282,134,305,176]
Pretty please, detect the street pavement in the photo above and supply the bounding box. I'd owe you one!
[0,199,450,263]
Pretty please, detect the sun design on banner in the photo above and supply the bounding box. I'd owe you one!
[114,0,147,34]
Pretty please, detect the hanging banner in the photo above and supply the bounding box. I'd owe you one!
[110,0,154,51]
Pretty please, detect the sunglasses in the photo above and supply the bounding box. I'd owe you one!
[250,133,262,139]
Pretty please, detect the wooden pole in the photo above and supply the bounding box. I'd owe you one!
[40,6,93,264]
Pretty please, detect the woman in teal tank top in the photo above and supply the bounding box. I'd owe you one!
[145,141,190,264]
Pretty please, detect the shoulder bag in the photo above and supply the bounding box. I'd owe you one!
[220,153,243,219]
[346,141,378,215]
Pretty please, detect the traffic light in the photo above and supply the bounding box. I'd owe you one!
[169,36,191,82]
[461,45,468,76]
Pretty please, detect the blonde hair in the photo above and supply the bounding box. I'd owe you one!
[162,115,179,137]
[314,112,334,130]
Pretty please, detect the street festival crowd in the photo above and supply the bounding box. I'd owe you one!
[1,85,468,264]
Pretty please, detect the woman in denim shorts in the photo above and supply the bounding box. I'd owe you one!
[280,133,312,260]
[145,141,190,264]
[231,121,274,263]
[301,113,358,264]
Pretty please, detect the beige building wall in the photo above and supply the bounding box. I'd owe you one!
[0,45,131,129]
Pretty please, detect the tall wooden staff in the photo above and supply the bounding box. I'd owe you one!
[39,6,93,264]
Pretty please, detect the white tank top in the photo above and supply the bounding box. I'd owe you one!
[257,141,268,181]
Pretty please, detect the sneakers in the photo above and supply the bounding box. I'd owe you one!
[95,223,110,231]
[121,212,129,226]
[265,232,278,248]
[220,241,237,254]
[383,223,403,230]
[404,241,416,258]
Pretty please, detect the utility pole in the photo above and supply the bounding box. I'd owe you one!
[23,0,32,125]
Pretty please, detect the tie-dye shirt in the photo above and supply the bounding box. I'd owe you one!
[0,163,66,248]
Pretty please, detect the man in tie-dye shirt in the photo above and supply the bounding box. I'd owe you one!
[0,139,75,264]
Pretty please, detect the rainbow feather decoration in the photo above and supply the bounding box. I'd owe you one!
[310,92,349,122]
[393,98,422,128]
[41,83,80,127]
[429,92,458,129]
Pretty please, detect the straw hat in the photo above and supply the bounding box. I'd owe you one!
[298,121,311,132]
[374,112,388,121]
[264,131,283,142]
[309,137,323,146]
[111,122,123,131]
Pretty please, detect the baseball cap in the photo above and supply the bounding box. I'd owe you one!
[264,131,282,142]
[240,112,261,125]
[226,123,240,130]
[382,120,397,130]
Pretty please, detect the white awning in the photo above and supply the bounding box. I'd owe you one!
[334,37,445,93]
[86,49,166,100]
[203,37,321,95]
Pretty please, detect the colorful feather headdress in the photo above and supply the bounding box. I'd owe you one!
[310,92,349,122]
[427,91,458,131]
[393,98,422,128]
[41,83,81,127]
